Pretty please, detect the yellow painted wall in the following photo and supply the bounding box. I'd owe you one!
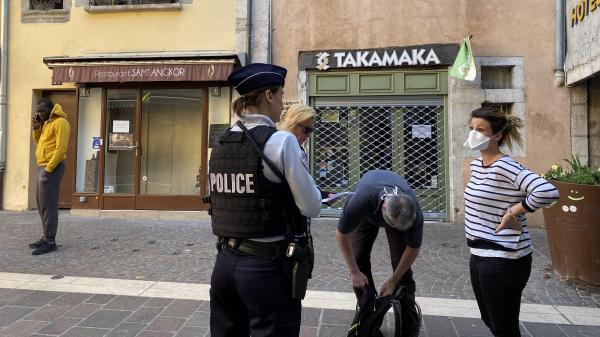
[4,1,236,210]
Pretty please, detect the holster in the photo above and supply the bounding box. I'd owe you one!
[285,242,314,300]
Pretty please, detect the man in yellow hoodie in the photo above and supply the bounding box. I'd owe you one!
[30,98,70,255]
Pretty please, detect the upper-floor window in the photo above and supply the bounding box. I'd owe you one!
[481,66,513,90]
[23,0,69,24]
[89,0,178,5]
[30,0,63,10]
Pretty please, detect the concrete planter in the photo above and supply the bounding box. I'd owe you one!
[542,181,600,285]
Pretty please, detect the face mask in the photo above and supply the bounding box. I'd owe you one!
[464,130,491,151]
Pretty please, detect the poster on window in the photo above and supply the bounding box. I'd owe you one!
[321,109,340,123]
[112,120,130,133]
[108,133,134,151]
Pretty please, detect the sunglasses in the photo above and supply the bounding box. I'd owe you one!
[298,125,315,135]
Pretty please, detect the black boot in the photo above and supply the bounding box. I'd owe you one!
[28,238,45,249]
[32,241,57,255]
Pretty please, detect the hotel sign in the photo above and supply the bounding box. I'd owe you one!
[565,0,600,84]
[299,44,459,71]
[570,0,599,27]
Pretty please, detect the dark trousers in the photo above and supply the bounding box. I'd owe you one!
[36,162,65,242]
[470,254,532,337]
[210,246,301,337]
[352,220,416,296]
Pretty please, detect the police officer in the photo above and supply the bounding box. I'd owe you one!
[336,170,424,299]
[207,63,321,337]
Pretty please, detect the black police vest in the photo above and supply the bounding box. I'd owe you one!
[208,125,297,239]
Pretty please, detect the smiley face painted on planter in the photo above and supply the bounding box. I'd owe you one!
[567,189,585,202]
[560,189,585,214]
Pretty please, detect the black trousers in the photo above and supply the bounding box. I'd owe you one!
[36,162,65,242]
[470,253,532,337]
[351,220,416,296]
[210,246,301,337]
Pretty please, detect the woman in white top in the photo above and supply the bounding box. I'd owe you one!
[279,104,335,204]
[279,103,315,165]
[463,106,559,337]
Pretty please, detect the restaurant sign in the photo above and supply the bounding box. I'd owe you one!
[299,44,459,71]
[51,63,234,84]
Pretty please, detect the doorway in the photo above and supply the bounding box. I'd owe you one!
[312,97,448,220]
[99,88,208,210]
[42,90,77,209]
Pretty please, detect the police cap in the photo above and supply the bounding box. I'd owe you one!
[227,63,287,95]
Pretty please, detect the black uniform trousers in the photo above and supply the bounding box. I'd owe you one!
[470,253,532,337]
[36,162,65,242]
[210,245,301,337]
[351,219,416,296]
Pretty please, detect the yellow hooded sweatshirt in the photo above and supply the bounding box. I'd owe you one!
[32,103,70,173]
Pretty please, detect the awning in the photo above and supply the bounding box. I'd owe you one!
[43,52,239,84]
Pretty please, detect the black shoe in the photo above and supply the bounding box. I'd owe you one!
[28,239,45,249]
[32,242,57,255]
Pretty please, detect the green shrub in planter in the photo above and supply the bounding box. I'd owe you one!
[543,155,600,185]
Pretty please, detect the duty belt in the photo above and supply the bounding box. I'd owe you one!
[220,237,285,259]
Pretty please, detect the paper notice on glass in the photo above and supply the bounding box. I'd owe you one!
[412,124,432,139]
[322,191,355,203]
[113,120,130,133]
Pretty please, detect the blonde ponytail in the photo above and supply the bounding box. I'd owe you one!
[231,86,280,117]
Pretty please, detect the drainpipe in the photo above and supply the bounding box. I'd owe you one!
[0,0,9,209]
[555,0,566,87]
[267,0,272,63]
[247,0,253,64]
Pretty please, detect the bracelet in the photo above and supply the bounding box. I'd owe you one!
[507,207,516,218]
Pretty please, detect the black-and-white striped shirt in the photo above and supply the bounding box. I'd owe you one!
[464,156,559,259]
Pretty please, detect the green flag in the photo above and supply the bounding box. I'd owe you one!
[450,37,476,81]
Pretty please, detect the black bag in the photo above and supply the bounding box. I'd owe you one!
[348,286,422,337]
[348,285,383,337]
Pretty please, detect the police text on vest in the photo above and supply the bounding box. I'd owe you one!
[210,173,255,193]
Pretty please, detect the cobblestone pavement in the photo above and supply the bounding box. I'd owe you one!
[0,211,598,308]
[1,211,600,337]
[0,289,599,337]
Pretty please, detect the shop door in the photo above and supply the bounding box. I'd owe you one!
[43,90,77,209]
[101,88,207,210]
[312,97,448,220]
[102,90,138,209]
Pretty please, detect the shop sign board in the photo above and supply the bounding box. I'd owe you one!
[51,63,234,84]
[299,44,459,71]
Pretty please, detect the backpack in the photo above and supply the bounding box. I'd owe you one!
[347,285,422,337]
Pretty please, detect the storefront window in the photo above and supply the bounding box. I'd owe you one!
[76,88,102,193]
[140,89,202,195]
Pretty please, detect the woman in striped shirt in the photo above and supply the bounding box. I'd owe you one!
[464,106,559,337]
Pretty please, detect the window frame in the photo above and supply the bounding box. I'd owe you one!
[21,0,70,23]
[85,0,182,12]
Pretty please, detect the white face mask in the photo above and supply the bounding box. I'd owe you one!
[464,130,492,151]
